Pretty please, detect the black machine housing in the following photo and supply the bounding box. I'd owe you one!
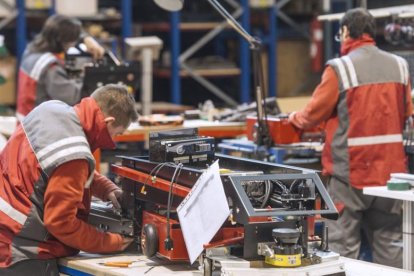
[149,128,215,165]
[65,48,140,97]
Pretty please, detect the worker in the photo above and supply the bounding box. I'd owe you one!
[288,8,411,268]
[16,14,105,121]
[0,84,138,275]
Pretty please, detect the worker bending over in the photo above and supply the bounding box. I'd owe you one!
[0,84,138,275]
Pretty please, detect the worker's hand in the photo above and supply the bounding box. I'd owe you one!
[107,189,123,209]
[83,36,105,59]
[120,237,134,251]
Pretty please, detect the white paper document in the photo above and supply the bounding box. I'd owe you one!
[177,160,230,264]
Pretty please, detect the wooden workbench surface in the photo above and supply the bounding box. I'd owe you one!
[59,253,414,276]
[114,120,246,142]
[59,253,196,276]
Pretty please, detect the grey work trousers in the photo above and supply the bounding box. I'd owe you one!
[325,176,403,268]
[0,259,60,276]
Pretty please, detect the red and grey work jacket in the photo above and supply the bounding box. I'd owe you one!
[16,50,82,121]
[323,45,410,189]
[0,100,95,266]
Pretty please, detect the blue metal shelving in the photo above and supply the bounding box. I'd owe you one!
[14,0,277,104]
[169,1,278,105]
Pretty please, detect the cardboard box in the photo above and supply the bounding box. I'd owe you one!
[56,0,97,17]
[277,96,312,113]
[0,57,16,105]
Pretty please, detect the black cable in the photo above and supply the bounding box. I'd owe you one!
[167,163,183,217]
[165,163,183,251]
[289,179,300,193]
[271,179,288,194]
[259,180,272,208]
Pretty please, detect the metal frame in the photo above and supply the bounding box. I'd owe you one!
[227,173,337,221]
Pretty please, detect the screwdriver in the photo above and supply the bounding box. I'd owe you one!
[99,260,141,267]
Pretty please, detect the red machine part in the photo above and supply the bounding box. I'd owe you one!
[112,165,245,261]
[246,115,301,145]
[111,164,191,198]
[142,211,245,261]
[142,211,189,261]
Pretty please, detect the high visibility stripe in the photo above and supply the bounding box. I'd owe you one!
[15,112,25,122]
[332,58,350,90]
[37,136,88,160]
[40,145,91,168]
[30,53,50,79]
[393,55,407,85]
[85,171,94,189]
[402,58,409,85]
[348,134,403,146]
[30,53,56,81]
[342,56,358,87]
[0,197,27,225]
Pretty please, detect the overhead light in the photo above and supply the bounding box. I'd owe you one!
[153,0,184,12]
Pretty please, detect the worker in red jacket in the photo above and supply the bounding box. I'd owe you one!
[289,8,412,268]
[0,84,138,275]
[16,14,105,121]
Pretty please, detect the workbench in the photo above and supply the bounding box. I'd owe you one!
[363,186,414,271]
[58,253,414,276]
[114,120,246,142]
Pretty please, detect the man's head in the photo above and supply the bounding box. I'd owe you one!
[31,14,82,53]
[91,84,139,137]
[338,8,375,42]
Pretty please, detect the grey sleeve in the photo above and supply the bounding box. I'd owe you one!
[41,64,83,106]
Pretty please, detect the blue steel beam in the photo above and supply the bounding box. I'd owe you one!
[16,0,26,63]
[170,11,181,104]
[240,0,250,103]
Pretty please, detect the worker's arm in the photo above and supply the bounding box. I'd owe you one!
[44,159,123,253]
[289,66,339,129]
[91,171,122,208]
[42,64,83,106]
[83,36,105,60]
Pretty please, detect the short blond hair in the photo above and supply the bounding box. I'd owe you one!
[91,84,138,128]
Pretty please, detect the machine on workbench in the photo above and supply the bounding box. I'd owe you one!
[90,129,344,275]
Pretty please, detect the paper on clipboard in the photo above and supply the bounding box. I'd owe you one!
[177,160,230,264]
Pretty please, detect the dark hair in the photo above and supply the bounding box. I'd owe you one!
[340,8,376,39]
[91,84,139,128]
[29,14,82,53]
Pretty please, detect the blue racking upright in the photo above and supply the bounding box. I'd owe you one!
[167,1,277,105]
